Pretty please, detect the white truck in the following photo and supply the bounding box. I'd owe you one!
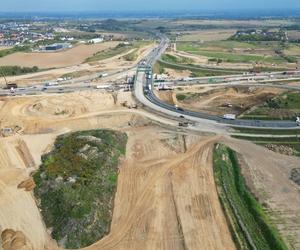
[296,117,300,126]
[99,73,108,78]
[45,81,58,87]
[223,114,236,120]
[95,85,111,89]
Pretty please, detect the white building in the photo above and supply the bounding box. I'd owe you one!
[89,38,104,44]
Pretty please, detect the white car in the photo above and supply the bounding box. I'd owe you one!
[296,117,300,126]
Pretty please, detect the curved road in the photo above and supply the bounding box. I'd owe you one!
[134,35,300,129]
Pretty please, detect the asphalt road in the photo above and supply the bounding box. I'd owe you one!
[1,33,300,129]
[134,35,300,129]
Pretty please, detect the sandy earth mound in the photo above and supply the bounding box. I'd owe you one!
[0,91,299,249]
[166,86,283,116]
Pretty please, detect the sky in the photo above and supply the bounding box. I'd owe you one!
[1,0,300,12]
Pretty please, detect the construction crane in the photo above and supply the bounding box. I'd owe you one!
[0,68,17,91]
[0,69,8,88]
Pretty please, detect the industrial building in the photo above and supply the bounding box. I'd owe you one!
[44,43,72,51]
[88,38,104,44]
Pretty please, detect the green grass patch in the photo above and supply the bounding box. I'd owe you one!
[177,41,288,64]
[122,49,138,61]
[161,53,194,64]
[176,92,205,101]
[85,41,151,62]
[153,61,166,74]
[0,46,30,58]
[154,60,237,77]
[33,130,127,249]
[232,135,300,143]
[232,127,300,135]
[241,91,300,120]
[213,144,288,250]
[0,65,39,76]
[176,93,187,101]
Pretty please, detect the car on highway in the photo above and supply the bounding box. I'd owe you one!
[296,117,300,126]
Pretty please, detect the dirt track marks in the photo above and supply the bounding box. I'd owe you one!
[83,135,235,250]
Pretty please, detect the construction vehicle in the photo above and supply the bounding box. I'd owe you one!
[178,122,188,127]
[1,69,18,91]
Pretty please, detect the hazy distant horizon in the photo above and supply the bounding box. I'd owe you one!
[0,9,300,19]
[1,0,300,13]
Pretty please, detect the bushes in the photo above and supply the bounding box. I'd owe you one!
[34,130,127,249]
[176,94,187,101]
[0,66,39,76]
[0,46,29,58]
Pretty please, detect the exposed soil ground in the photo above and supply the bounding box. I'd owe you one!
[0,43,155,87]
[0,90,299,249]
[0,42,119,69]
[0,91,235,250]
[156,86,283,116]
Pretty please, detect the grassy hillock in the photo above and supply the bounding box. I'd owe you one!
[33,130,127,249]
[213,144,288,250]
[85,41,150,62]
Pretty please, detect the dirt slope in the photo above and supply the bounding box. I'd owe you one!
[82,132,234,250]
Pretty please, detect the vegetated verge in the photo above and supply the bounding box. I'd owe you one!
[0,46,29,58]
[240,91,300,121]
[33,130,128,249]
[213,144,288,250]
[85,41,150,62]
[0,65,39,76]
[153,60,237,77]
[231,135,300,157]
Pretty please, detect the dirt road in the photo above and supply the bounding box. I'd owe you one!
[1,91,299,249]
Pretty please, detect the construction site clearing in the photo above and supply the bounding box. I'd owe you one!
[0,89,299,249]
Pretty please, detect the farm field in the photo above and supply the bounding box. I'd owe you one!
[85,41,152,62]
[0,42,119,69]
[175,29,236,42]
[176,41,289,65]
